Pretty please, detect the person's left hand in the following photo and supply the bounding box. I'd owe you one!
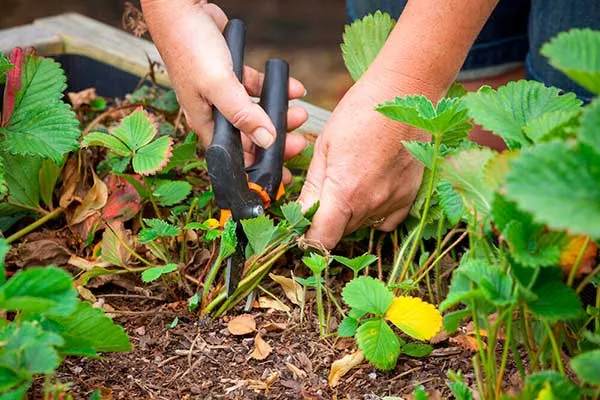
[298,72,430,249]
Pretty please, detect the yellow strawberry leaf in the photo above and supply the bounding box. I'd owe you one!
[385,296,442,341]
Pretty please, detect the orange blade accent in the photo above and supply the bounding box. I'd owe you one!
[219,209,232,228]
[248,182,271,208]
[275,183,285,201]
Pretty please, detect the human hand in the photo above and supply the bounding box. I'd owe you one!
[141,0,309,183]
[298,73,429,249]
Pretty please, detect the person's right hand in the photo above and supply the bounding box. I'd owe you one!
[141,0,309,182]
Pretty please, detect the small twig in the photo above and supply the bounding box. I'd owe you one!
[82,103,142,136]
[97,293,165,301]
[108,310,177,316]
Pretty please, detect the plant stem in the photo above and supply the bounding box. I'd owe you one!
[434,215,445,304]
[324,286,345,317]
[413,231,468,285]
[201,255,223,303]
[210,247,288,316]
[6,200,49,215]
[496,306,514,398]
[6,207,64,244]
[315,272,326,337]
[104,220,154,268]
[543,320,565,375]
[388,228,417,286]
[568,236,590,287]
[472,354,486,400]
[576,262,600,294]
[399,134,441,282]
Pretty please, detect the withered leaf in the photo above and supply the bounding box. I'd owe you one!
[269,273,304,306]
[255,296,291,313]
[227,314,256,336]
[250,333,272,360]
[328,350,364,388]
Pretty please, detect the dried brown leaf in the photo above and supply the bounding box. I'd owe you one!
[71,171,108,225]
[328,350,364,388]
[10,239,71,267]
[227,314,256,336]
[269,273,304,306]
[255,296,291,313]
[262,322,288,332]
[100,221,132,268]
[450,334,486,351]
[67,88,97,110]
[285,362,306,379]
[250,333,272,360]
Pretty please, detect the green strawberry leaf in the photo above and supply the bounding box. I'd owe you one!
[1,56,80,162]
[141,263,178,282]
[132,135,173,175]
[46,301,132,355]
[302,253,329,275]
[459,260,515,306]
[138,218,179,243]
[153,180,192,206]
[82,132,131,157]
[528,280,583,322]
[520,371,581,400]
[342,276,394,315]
[280,202,310,231]
[377,96,471,141]
[111,109,156,151]
[333,253,378,275]
[401,343,433,358]
[341,11,395,81]
[402,141,434,169]
[505,142,600,238]
[0,266,77,315]
[437,180,465,225]
[463,81,582,148]
[523,109,580,143]
[355,318,400,370]
[162,132,198,172]
[285,144,313,171]
[337,316,358,337]
[541,28,600,95]
[570,350,600,385]
[440,147,496,219]
[2,152,41,209]
[0,157,7,202]
[219,219,238,260]
[241,215,277,255]
[578,98,600,153]
[442,309,471,334]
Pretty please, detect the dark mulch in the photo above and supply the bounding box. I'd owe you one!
[43,296,487,400]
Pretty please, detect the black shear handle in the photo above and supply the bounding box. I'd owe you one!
[206,19,263,220]
[247,59,289,201]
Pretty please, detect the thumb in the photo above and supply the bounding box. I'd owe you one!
[207,72,276,148]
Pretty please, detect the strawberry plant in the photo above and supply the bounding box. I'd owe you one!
[0,239,131,398]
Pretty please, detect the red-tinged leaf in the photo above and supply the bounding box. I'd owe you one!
[102,175,142,222]
[2,48,24,126]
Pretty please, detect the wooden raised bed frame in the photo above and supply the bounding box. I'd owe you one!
[0,12,330,136]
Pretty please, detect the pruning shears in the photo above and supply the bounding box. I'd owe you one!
[205,19,288,298]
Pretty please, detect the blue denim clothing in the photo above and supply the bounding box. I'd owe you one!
[346,0,600,101]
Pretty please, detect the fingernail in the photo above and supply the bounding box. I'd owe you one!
[252,127,275,148]
[303,89,308,97]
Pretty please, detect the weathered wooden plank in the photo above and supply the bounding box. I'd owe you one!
[0,24,63,55]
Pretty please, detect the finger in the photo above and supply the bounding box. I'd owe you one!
[377,208,410,232]
[298,139,327,213]
[282,167,293,185]
[284,134,308,160]
[287,107,309,132]
[243,66,306,99]
[206,73,276,148]
[201,3,228,30]
[305,181,352,249]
